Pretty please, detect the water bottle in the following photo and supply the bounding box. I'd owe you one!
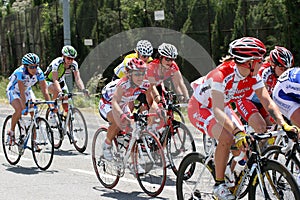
[225,164,235,187]
[234,159,246,178]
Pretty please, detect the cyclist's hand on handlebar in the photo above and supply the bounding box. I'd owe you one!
[282,122,299,140]
[82,88,90,97]
[157,102,166,119]
[120,113,131,129]
[234,131,248,151]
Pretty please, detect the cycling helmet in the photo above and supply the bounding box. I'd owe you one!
[228,37,266,63]
[125,58,147,72]
[158,43,178,59]
[136,40,153,56]
[22,53,40,65]
[62,45,77,58]
[270,46,294,68]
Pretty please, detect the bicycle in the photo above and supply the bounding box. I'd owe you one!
[45,92,88,153]
[151,91,196,176]
[262,129,300,186]
[2,101,54,170]
[92,112,166,197]
[176,131,300,200]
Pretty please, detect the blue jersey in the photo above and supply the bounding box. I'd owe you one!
[6,65,45,93]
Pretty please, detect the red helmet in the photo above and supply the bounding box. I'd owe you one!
[125,58,147,72]
[229,37,266,63]
[270,46,294,68]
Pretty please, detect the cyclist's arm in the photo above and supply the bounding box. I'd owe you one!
[73,71,85,90]
[256,86,286,126]
[111,86,128,128]
[39,80,51,101]
[51,71,62,96]
[211,89,238,134]
[17,80,26,109]
[172,71,189,101]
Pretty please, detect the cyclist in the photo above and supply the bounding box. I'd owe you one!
[187,37,297,200]
[6,53,52,145]
[147,43,189,106]
[112,40,153,80]
[99,58,150,174]
[45,45,89,112]
[273,67,300,130]
[250,46,294,126]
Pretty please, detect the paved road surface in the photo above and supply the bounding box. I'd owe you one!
[0,102,205,200]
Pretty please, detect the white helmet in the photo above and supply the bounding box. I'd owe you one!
[136,40,153,56]
[158,43,178,59]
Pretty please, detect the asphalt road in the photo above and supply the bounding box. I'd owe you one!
[0,102,204,200]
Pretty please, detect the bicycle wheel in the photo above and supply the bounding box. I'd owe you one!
[45,108,63,149]
[176,152,215,200]
[203,134,216,156]
[248,159,300,200]
[2,115,22,165]
[134,130,167,197]
[167,121,196,176]
[92,127,119,188]
[173,107,185,123]
[262,145,300,186]
[70,107,88,153]
[31,117,54,170]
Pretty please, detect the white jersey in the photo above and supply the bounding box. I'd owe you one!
[6,65,45,93]
[272,67,300,118]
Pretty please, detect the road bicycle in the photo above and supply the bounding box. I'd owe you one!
[150,91,196,176]
[176,130,300,200]
[45,93,88,153]
[2,101,54,170]
[92,112,166,197]
[262,129,300,186]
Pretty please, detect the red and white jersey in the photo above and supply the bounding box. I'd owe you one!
[102,77,150,108]
[191,60,265,107]
[146,59,179,85]
[258,63,277,95]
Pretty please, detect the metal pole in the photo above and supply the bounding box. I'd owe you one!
[63,0,73,92]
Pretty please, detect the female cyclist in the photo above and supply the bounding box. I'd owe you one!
[99,58,150,174]
[187,37,297,200]
[6,53,52,145]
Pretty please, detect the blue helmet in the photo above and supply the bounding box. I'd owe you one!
[22,53,40,65]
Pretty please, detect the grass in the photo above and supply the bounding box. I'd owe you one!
[0,75,100,112]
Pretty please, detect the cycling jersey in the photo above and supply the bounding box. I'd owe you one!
[45,57,79,83]
[273,67,300,118]
[6,65,45,103]
[188,60,264,135]
[99,78,150,120]
[113,53,153,79]
[147,59,179,86]
[7,65,45,93]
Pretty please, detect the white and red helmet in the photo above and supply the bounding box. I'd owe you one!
[229,37,266,63]
[125,58,147,72]
[270,46,294,68]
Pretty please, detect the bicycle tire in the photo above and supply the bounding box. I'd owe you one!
[92,127,119,188]
[248,159,300,200]
[2,115,22,165]
[135,130,167,197]
[167,121,196,176]
[173,107,185,123]
[70,107,88,153]
[45,108,63,149]
[262,145,300,186]
[31,117,54,170]
[176,152,215,200]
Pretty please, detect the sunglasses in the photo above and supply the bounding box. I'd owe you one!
[65,57,74,60]
[27,65,38,69]
[164,57,174,62]
[140,55,149,59]
[132,71,146,77]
